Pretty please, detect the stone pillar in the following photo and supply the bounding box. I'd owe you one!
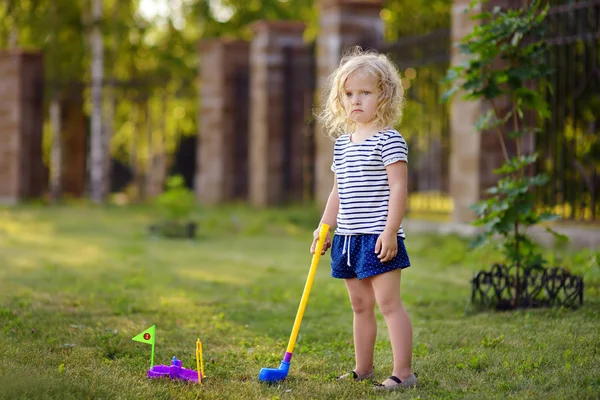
[449,0,482,222]
[315,0,385,206]
[249,21,309,206]
[195,39,250,204]
[450,0,525,223]
[61,89,87,197]
[0,51,45,204]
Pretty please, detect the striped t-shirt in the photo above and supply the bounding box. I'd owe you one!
[331,129,408,238]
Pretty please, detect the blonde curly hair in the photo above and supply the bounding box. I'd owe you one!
[317,47,405,139]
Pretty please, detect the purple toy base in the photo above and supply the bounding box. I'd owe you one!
[147,357,203,383]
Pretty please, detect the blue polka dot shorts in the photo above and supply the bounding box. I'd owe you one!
[330,234,411,280]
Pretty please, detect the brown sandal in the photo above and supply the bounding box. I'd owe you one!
[337,369,375,381]
[373,374,418,390]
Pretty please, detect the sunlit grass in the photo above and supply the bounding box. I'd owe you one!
[1,204,599,399]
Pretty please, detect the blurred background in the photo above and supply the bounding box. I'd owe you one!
[0,0,598,224]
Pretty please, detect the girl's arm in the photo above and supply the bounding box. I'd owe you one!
[319,178,339,228]
[384,161,408,233]
[311,178,339,254]
[376,161,408,262]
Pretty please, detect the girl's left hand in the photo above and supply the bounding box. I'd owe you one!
[375,229,398,262]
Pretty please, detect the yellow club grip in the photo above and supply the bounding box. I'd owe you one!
[314,223,330,256]
[285,223,330,356]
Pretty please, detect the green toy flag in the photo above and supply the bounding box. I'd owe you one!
[132,325,156,368]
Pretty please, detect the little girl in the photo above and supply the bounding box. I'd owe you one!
[310,47,417,390]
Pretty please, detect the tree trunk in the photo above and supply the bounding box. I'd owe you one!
[103,0,119,199]
[130,102,148,202]
[49,95,62,202]
[146,95,167,198]
[130,104,140,202]
[104,85,115,198]
[8,28,18,48]
[145,99,153,197]
[61,90,87,197]
[89,0,104,203]
[156,96,167,194]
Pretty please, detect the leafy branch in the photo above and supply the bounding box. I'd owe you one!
[442,0,568,284]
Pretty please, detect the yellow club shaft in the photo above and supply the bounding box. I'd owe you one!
[285,223,329,356]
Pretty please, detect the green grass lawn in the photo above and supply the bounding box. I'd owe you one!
[1,204,599,399]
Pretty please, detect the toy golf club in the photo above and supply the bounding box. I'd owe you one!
[259,223,330,382]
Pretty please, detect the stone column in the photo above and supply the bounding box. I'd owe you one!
[449,0,482,222]
[195,39,250,204]
[249,21,309,206]
[314,0,385,206]
[0,51,45,204]
[60,88,87,197]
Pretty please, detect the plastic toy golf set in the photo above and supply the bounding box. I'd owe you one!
[132,224,330,384]
[132,325,205,384]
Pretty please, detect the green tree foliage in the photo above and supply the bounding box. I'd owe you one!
[155,174,196,222]
[383,0,451,40]
[0,0,452,181]
[442,0,568,274]
[189,0,318,40]
[1,0,86,91]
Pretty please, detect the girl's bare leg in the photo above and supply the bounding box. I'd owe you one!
[344,277,377,375]
[371,269,413,382]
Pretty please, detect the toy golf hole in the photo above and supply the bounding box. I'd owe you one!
[148,356,203,383]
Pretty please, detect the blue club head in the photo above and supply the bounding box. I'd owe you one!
[258,361,290,382]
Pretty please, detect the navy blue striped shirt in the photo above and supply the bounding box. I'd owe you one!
[331,129,408,238]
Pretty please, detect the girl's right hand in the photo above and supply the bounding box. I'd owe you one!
[310,227,331,255]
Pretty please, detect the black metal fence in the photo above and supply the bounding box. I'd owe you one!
[375,1,599,220]
[472,263,584,309]
[536,0,600,221]
[379,29,453,213]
